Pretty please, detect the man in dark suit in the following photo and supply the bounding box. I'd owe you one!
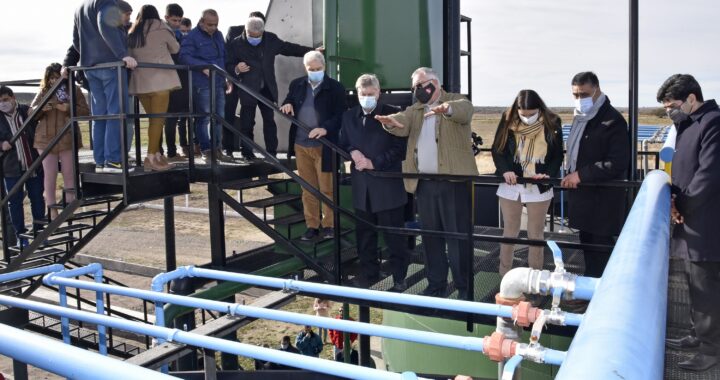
[561,71,630,278]
[223,11,265,158]
[226,16,315,160]
[339,74,408,291]
[658,74,720,372]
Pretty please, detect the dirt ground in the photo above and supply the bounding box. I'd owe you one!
[0,110,669,377]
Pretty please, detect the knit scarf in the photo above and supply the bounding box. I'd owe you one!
[512,117,546,177]
[4,109,33,172]
[567,93,606,172]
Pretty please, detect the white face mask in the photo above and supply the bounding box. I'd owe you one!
[574,89,597,114]
[518,112,539,125]
[281,343,289,349]
[358,95,377,110]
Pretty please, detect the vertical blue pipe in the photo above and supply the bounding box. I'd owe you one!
[59,284,70,345]
[556,170,671,379]
[94,265,107,355]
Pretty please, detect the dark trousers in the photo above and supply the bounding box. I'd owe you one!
[164,117,189,156]
[416,180,471,292]
[686,260,720,355]
[579,231,615,278]
[4,174,45,239]
[224,90,239,153]
[355,204,408,283]
[239,86,278,157]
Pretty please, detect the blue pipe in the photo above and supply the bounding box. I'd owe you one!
[47,263,107,355]
[542,347,567,366]
[162,266,515,319]
[501,355,523,380]
[0,322,179,379]
[0,264,63,283]
[0,295,421,380]
[44,275,488,353]
[573,275,599,300]
[556,170,671,380]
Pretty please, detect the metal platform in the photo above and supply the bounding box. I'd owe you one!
[665,259,720,379]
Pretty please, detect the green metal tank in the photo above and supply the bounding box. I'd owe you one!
[324,0,445,90]
[382,309,572,379]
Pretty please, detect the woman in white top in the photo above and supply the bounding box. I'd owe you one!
[491,90,564,276]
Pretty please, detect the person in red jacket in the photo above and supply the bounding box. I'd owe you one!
[328,307,357,358]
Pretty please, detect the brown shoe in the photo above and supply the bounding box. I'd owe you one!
[144,154,170,171]
[167,154,187,163]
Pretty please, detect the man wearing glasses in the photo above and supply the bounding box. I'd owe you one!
[376,67,477,299]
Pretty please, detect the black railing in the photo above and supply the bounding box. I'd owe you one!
[1,61,645,295]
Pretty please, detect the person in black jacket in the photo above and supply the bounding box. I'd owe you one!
[0,86,46,248]
[163,3,190,161]
[223,11,265,158]
[339,74,409,290]
[657,74,720,372]
[561,72,630,278]
[280,51,347,240]
[492,90,563,276]
[226,16,315,160]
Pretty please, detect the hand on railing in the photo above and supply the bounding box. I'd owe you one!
[1,141,11,151]
[280,104,294,116]
[560,172,581,189]
[502,171,517,185]
[308,128,327,139]
[122,56,137,70]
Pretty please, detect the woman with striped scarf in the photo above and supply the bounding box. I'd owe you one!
[491,90,564,276]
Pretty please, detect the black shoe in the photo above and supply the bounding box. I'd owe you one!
[666,335,701,351]
[678,353,720,372]
[321,227,334,239]
[457,289,470,300]
[301,228,319,241]
[421,286,446,297]
[389,280,407,293]
[242,153,257,161]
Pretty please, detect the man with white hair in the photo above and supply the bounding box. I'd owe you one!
[338,74,409,290]
[280,51,346,241]
[226,16,316,160]
[376,67,477,299]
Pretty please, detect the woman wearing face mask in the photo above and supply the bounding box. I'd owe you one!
[491,89,563,276]
[31,63,89,214]
[128,4,181,171]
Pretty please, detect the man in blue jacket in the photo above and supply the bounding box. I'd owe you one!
[295,326,323,357]
[658,74,720,372]
[179,9,232,162]
[339,74,409,291]
[73,0,137,173]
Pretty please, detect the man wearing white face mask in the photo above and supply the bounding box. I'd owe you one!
[338,74,408,290]
[561,71,630,279]
[280,51,347,241]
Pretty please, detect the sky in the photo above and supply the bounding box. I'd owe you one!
[0,0,717,107]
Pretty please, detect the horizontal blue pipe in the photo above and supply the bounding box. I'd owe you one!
[556,170,671,380]
[174,267,515,319]
[0,322,178,379]
[0,264,63,283]
[0,295,420,380]
[542,347,567,366]
[44,275,487,353]
[573,276,599,300]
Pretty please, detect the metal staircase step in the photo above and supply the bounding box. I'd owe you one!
[47,195,122,210]
[36,209,108,225]
[0,279,31,294]
[243,193,301,209]
[266,213,306,226]
[9,236,78,254]
[19,223,93,240]
[222,177,288,190]
[10,247,64,263]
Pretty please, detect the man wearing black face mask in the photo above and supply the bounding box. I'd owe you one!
[657,74,720,372]
[376,67,477,299]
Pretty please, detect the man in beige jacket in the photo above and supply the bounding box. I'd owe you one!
[376,67,477,299]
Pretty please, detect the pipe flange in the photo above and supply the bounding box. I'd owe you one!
[495,293,524,306]
[483,332,517,362]
[512,301,541,327]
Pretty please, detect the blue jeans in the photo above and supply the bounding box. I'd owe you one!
[4,174,45,239]
[193,85,225,152]
[86,68,129,165]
